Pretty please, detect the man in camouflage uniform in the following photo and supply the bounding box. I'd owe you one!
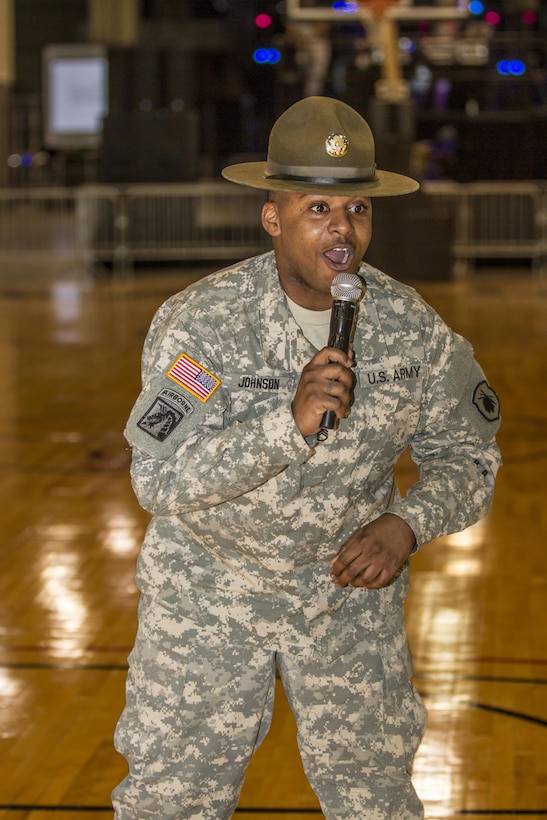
[112,97,501,819]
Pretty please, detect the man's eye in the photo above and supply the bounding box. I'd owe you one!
[311,203,328,213]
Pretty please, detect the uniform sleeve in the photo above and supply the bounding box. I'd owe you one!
[388,320,502,548]
[124,299,313,516]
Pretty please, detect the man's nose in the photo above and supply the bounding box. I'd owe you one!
[329,208,354,236]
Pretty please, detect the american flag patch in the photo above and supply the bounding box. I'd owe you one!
[167,353,221,402]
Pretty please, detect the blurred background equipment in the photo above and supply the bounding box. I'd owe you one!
[42,42,108,152]
[0,0,544,277]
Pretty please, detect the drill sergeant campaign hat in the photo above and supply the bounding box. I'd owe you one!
[222,95,419,198]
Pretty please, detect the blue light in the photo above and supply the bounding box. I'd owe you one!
[510,59,526,75]
[333,1,359,13]
[496,59,526,76]
[253,48,270,64]
[468,0,484,14]
[400,37,417,54]
[252,47,281,65]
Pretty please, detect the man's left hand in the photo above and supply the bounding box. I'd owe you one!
[329,513,416,589]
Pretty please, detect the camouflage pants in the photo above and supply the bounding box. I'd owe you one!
[112,594,427,819]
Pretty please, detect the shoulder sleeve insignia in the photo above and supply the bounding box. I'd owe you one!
[137,392,190,441]
[472,380,500,422]
[167,353,221,402]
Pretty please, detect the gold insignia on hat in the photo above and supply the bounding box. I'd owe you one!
[325,133,349,158]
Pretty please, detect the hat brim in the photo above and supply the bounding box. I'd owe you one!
[221,161,419,197]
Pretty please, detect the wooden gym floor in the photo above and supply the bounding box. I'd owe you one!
[0,257,545,819]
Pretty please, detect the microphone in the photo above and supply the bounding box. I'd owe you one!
[319,272,366,433]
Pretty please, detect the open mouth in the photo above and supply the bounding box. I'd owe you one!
[323,247,353,267]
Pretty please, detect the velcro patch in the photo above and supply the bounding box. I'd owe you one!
[167,353,221,402]
[137,390,193,441]
[472,380,500,422]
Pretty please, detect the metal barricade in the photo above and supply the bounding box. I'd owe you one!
[75,185,127,268]
[0,181,545,277]
[423,181,547,278]
[0,187,79,260]
[122,182,270,263]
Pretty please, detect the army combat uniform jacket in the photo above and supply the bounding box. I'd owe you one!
[125,251,501,672]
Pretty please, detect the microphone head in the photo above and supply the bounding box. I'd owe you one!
[330,272,365,302]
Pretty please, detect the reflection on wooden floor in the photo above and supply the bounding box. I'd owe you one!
[0,259,545,820]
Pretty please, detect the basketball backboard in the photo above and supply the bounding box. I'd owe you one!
[285,0,469,22]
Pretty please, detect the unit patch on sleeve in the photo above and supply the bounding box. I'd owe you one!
[472,380,500,422]
[167,353,221,402]
[137,388,193,441]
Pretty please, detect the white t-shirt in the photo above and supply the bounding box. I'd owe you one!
[286,295,331,350]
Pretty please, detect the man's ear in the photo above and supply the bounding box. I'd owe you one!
[261,200,281,237]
